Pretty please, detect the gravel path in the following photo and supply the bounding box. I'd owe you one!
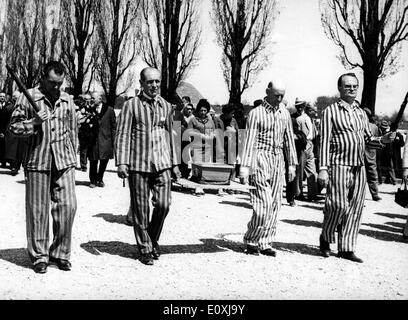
[0,161,407,300]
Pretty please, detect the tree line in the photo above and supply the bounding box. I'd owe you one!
[0,0,407,113]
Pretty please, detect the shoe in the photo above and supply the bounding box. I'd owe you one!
[10,168,18,176]
[295,194,307,201]
[289,200,296,207]
[49,257,72,271]
[260,248,276,257]
[319,234,331,257]
[81,168,87,172]
[125,218,133,226]
[372,195,382,201]
[337,251,363,263]
[96,181,105,188]
[33,262,48,274]
[217,189,227,197]
[89,182,96,188]
[244,245,259,256]
[152,247,160,260]
[140,253,154,265]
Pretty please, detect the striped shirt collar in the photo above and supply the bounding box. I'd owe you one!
[32,87,69,103]
[263,98,281,113]
[141,92,163,108]
[338,99,360,111]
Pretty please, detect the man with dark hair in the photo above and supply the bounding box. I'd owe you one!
[9,61,78,274]
[116,67,180,266]
[318,73,395,263]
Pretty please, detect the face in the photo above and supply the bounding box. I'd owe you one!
[0,94,5,103]
[338,75,359,101]
[140,69,161,98]
[184,105,193,116]
[198,107,208,119]
[42,70,65,100]
[90,93,102,106]
[224,111,235,120]
[266,85,286,107]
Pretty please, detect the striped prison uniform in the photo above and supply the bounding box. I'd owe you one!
[115,93,177,254]
[9,88,78,265]
[241,99,297,250]
[319,99,383,252]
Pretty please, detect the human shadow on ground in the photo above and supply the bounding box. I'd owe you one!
[75,180,90,187]
[94,213,129,226]
[359,227,408,243]
[387,221,405,229]
[378,190,397,195]
[0,248,31,269]
[219,201,253,210]
[16,180,26,184]
[362,223,402,234]
[281,219,322,229]
[296,204,323,211]
[80,239,231,259]
[0,169,13,176]
[373,212,407,220]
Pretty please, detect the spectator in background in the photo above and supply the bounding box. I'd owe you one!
[4,91,26,175]
[363,108,382,201]
[187,99,215,196]
[77,93,96,172]
[234,102,247,129]
[0,92,8,168]
[87,91,116,188]
[182,96,191,107]
[402,135,408,239]
[179,102,195,179]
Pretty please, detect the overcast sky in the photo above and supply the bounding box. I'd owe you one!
[185,0,408,116]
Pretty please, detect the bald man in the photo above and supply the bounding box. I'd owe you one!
[115,67,180,265]
[240,79,297,256]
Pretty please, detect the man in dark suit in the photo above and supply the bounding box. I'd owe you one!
[115,67,180,266]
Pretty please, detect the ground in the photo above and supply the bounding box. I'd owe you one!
[0,160,407,300]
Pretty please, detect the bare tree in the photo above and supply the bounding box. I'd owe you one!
[320,0,408,114]
[211,0,278,104]
[60,0,96,97]
[140,0,202,104]
[93,0,141,107]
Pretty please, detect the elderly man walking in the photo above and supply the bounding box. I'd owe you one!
[9,61,78,274]
[318,73,395,263]
[115,67,180,265]
[240,78,297,256]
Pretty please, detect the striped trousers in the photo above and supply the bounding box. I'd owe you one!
[244,151,285,250]
[321,165,366,252]
[128,169,172,254]
[25,166,77,265]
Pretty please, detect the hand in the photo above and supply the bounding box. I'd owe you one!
[318,169,329,188]
[117,165,129,179]
[172,166,182,181]
[287,165,296,182]
[32,109,49,125]
[381,132,396,144]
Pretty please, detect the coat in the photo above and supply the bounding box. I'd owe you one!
[88,104,116,160]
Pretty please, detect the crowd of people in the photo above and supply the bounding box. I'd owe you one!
[0,60,407,273]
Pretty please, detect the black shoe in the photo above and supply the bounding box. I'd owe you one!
[49,257,72,271]
[337,251,363,263]
[152,247,160,260]
[96,181,105,188]
[319,234,331,257]
[244,245,259,256]
[295,195,307,201]
[372,195,382,201]
[125,218,133,226]
[33,262,48,274]
[289,200,296,207]
[260,248,276,257]
[10,168,18,176]
[81,167,87,172]
[140,253,154,265]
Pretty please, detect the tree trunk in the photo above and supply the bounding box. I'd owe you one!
[361,65,379,115]
[229,58,242,104]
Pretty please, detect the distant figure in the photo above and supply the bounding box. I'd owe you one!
[0,92,8,167]
[363,108,381,201]
[402,136,408,239]
[87,91,116,188]
[9,61,78,274]
[240,78,297,257]
[77,93,96,172]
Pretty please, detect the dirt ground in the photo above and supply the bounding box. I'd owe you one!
[0,160,407,300]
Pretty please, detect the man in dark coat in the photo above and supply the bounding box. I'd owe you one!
[88,91,116,188]
[0,92,8,167]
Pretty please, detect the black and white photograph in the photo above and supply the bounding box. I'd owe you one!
[0,0,408,308]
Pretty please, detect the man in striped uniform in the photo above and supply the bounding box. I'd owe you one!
[115,67,180,266]
[240,78,297,256]
[318,73,395,263]
[9,61,78,274]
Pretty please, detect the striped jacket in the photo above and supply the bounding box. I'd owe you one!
[115,93,177,172]
[241,99,298,169]
[319,100,382,168]
[9,88,78,171]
